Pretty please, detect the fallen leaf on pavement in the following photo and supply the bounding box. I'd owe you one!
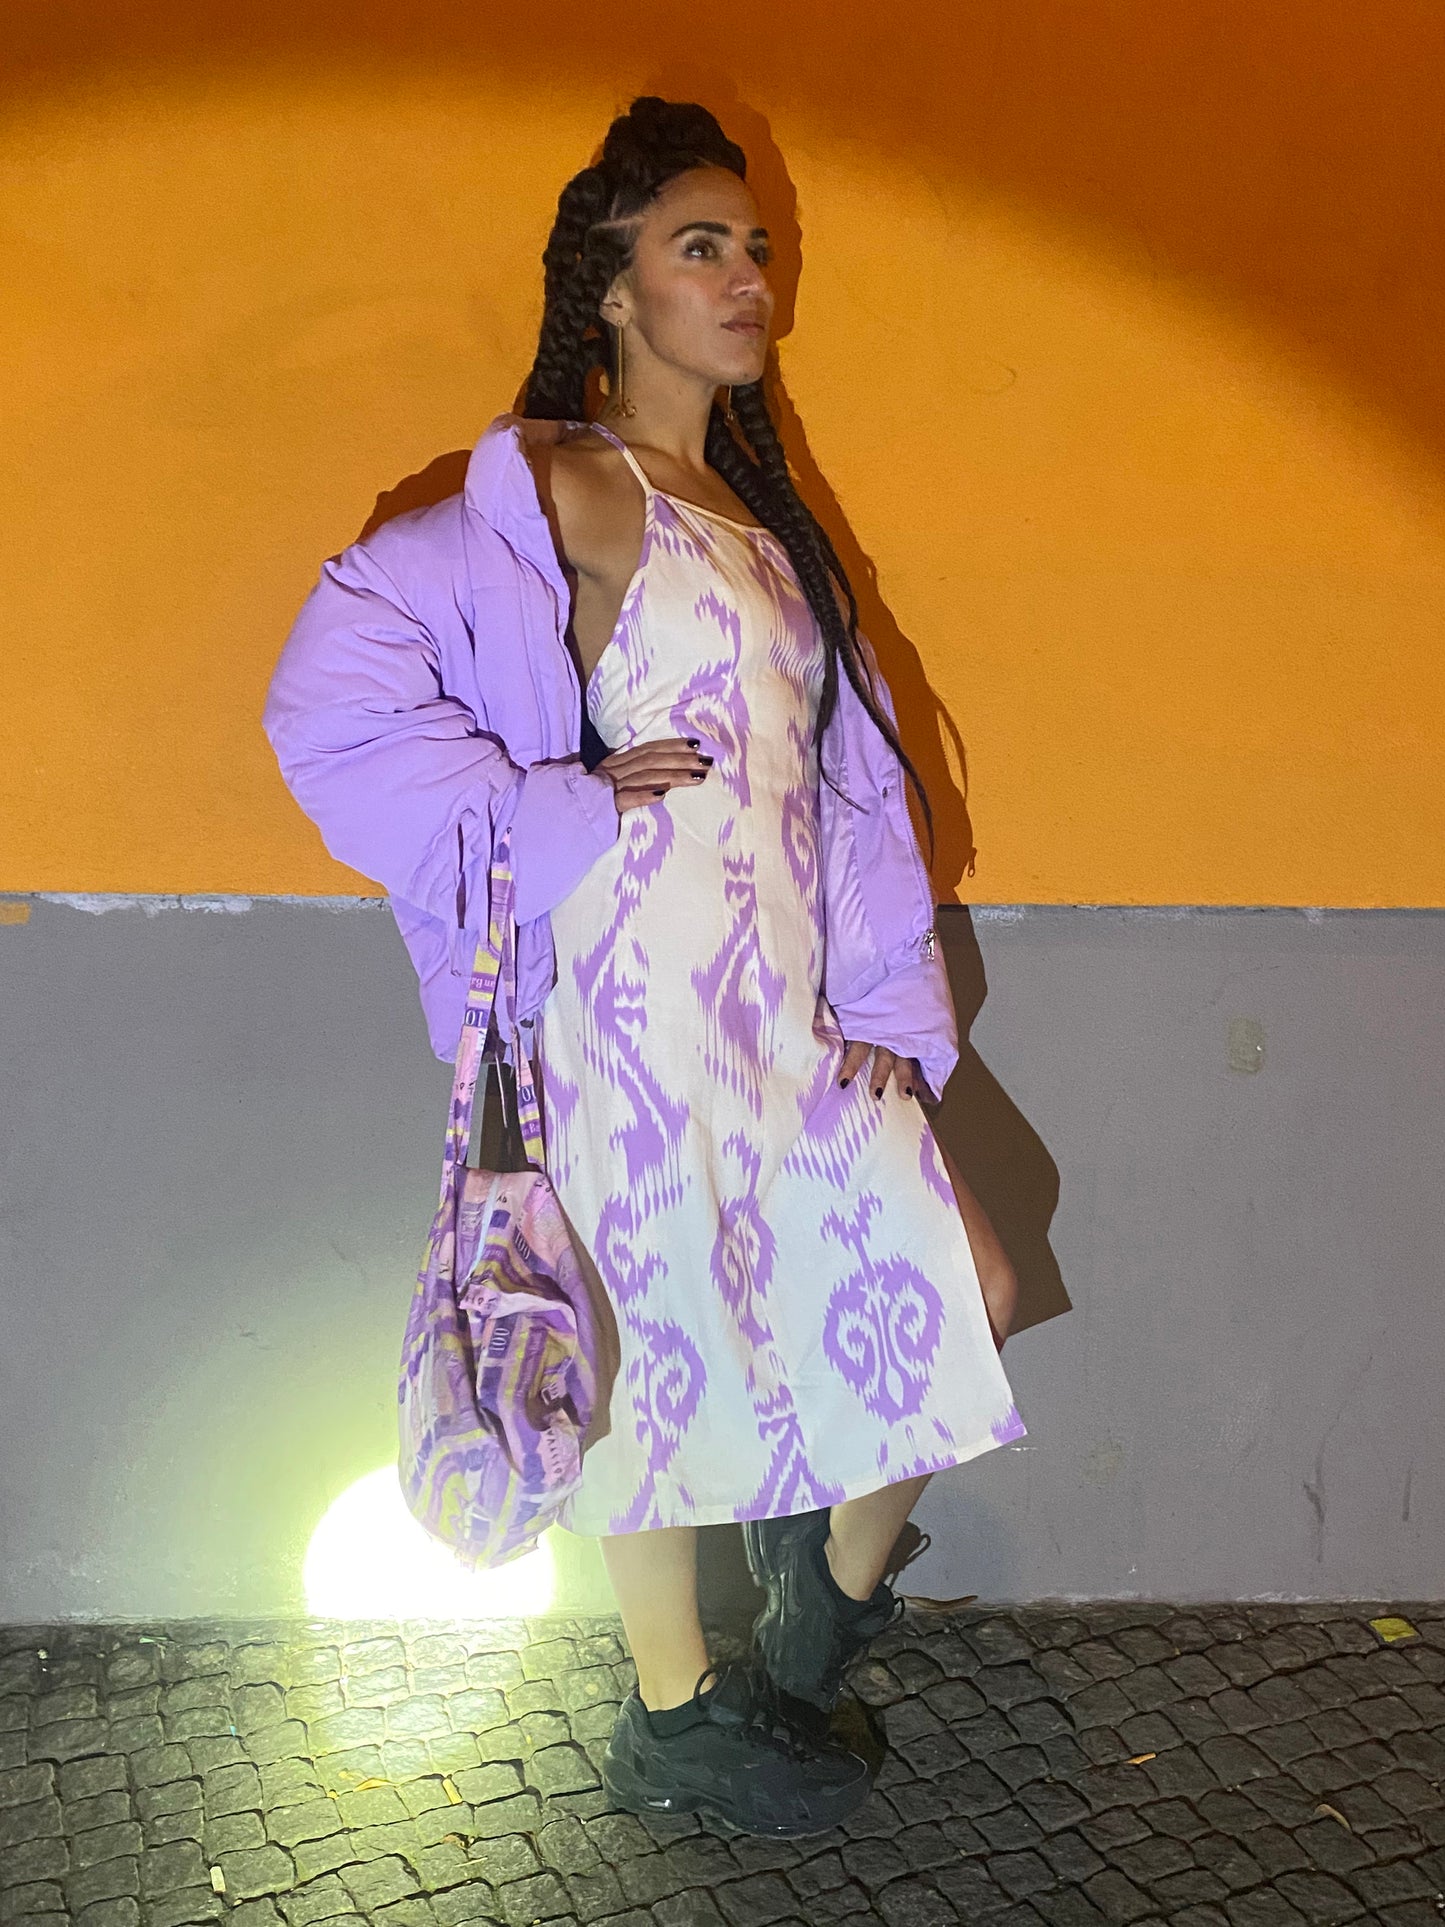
[1368,1616,1419,1644]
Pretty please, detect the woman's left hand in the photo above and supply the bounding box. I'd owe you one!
[839,1041,921,1100]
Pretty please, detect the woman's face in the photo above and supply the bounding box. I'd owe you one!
[605,165,774,390]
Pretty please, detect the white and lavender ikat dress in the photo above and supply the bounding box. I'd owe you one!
[537,425,1026,1537]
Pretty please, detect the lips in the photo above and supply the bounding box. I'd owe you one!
[723,319,767,334]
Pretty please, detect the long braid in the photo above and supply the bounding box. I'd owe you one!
[524,168,621,421]
[519,97,933,851]
[704,388,934,850]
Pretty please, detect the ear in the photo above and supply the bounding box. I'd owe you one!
[599,271,633,331]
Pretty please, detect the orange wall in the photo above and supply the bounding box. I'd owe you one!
[4,3,1444,905]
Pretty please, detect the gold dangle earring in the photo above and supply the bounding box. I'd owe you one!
[609,323,637,420]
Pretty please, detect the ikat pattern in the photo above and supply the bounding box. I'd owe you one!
[538,423,1025,1535]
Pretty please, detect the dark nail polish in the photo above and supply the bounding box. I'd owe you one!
[873,1086,883,1099]
[838,1075,851,1087]
[686,737,700,747]
[904,1085,914,1098]
[691,771,704,780]
[652,787,666,796]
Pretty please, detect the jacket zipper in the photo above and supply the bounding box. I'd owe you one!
[880,771,938,961]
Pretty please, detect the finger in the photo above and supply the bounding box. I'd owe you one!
[600,733,696,757]
[602,754,712,792]
[615,766,711,795]
[612,771,708,809]
[892,1055,919,1100]
[870,1048,896,1099]
[838,1039,871,1087]
[601,752,705,778]
[613,786,674,814]
[601,738,711,773]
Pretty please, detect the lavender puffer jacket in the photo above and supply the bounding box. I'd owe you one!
[262,414,958,1097]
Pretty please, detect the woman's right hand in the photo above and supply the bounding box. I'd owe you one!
[596,736,713,815]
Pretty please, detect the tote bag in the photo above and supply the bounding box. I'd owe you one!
[397,829,598,1569]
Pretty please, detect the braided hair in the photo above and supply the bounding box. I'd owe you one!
[521,95,932,849]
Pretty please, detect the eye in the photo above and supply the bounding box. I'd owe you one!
[683,236,718,259]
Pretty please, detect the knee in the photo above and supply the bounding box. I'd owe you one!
[975,1247,1019,1338]
[978,1245,1018,1295]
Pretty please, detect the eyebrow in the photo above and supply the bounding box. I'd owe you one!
[667,219,770,240]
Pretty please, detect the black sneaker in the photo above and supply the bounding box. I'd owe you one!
[600,1657,872,1837]
[744,1509,903,1734]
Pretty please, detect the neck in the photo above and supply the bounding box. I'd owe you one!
[602,346,724,475]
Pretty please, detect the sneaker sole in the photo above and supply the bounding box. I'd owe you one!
[600,1746,867,1838]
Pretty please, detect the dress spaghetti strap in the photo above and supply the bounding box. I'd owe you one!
[584,420,654,494]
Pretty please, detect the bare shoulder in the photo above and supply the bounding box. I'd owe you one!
[546,428,621,511]
[532,426,642,580]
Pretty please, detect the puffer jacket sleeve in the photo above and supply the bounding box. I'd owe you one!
[831,952,957,1106]
[509,757,621,924]
[262,527,618,944]
[824,636,959,1103]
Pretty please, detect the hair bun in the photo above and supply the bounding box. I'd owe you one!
[600,96,746,182]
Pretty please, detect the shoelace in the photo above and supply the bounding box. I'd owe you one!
[818,1570,915,1703]
[692,1657,819,1760]
[900,1529,934,1570]
[750,1660,823,1760]
[819,1526,939,1694]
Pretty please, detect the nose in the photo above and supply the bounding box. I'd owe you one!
[730,257,771,304]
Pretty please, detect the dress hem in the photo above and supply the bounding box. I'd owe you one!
[561,1417,1028,1539]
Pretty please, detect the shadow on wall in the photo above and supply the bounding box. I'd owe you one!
[9,3,1441,907]
[10,0,1443,479]
[933,914,1069,1339]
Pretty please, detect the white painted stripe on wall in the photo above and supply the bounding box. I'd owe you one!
[1,894,1418,921]
[20,893,392,916]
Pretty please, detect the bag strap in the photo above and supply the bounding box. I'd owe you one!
[440,827,544,1198]
[502,908,546,1170]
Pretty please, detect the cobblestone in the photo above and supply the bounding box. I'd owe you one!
[0,1603,1440,1924]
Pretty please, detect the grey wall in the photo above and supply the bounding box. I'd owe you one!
[1,897,1441,1622]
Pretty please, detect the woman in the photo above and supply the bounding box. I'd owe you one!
[264,96,1025,1840]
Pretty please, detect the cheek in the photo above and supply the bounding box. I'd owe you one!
[642,277,723,356]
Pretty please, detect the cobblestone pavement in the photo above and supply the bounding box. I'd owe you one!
[2,1602,1444,1927]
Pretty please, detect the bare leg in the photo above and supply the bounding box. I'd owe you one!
[601,1526,712,1713]
[825,1473,933,1601]
[936,1140,1019,1349]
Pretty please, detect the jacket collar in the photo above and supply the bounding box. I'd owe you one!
[463,412,584,608]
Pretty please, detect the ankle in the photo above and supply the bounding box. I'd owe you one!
[638,1667,711,1715]
[822,1532,876,1605]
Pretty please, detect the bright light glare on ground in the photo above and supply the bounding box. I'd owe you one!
[303,1467,555,1617]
